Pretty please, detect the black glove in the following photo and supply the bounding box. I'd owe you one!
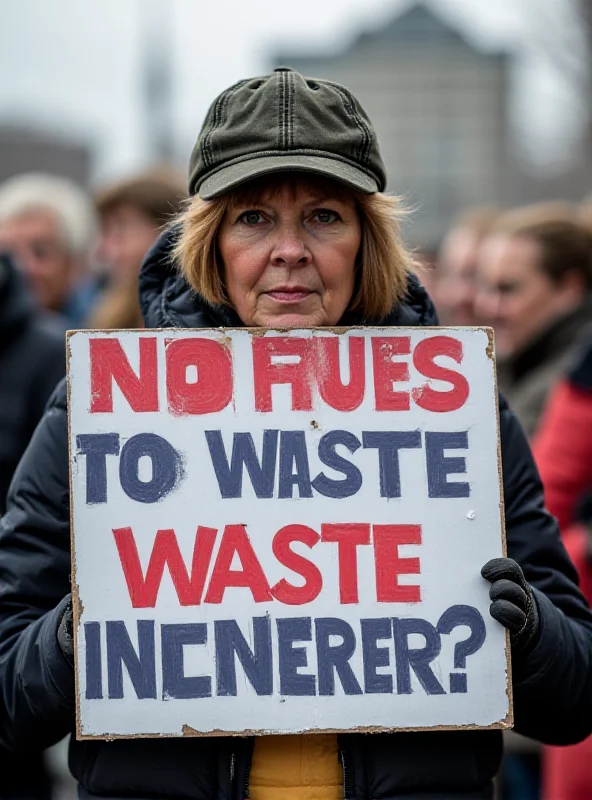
[57,597,75,661]
[481,557,539,654]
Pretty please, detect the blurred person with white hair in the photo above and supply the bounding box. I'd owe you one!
[0,172,98,326]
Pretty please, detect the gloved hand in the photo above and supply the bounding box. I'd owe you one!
[57,597,74,661]
[481,557,539,654]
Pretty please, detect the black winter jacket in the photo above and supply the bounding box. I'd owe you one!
[0,252,65,799]
[0,253,65,512]
[1,230,592,800]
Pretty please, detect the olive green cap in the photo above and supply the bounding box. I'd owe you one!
[189,68,387,199]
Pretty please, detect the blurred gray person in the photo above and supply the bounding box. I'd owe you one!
[436,207,499,326]
[0,173,98,327]
[475,204,592,438]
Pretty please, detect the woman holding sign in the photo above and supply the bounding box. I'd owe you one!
[1,69,592,800]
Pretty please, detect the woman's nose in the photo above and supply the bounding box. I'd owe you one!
[270,224,311,267]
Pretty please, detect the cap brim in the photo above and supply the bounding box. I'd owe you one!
[198,154,379,199]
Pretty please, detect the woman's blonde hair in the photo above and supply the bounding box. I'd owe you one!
[173,174,414,321]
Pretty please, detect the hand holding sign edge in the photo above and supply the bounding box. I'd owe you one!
[482,557,540,655]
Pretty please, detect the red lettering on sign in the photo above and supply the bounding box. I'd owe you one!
[271,524,322,605]
[90,338,158,413]
[316,337,366,411]
[204,524,272,603]
[371,337,411,411]
[373,524,421,603]
[113,525,217,608]
[412,336,469,412]
[321,523,370,603]
[253,337,313,412]
[114,520,425,608]
[166,338,233,415]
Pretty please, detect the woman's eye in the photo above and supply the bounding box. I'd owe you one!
[238,211,264,225]
[312,209,339,224]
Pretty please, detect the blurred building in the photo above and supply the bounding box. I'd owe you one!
[274,3,510,249]
[0,126,92,186]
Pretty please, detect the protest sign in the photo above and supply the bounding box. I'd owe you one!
[67,327,511,739]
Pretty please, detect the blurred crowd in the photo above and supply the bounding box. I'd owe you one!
[0,167,186,800]
[427,197,592,800]
[0,166,592,799]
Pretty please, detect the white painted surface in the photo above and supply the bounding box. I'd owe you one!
[68,327,509,738]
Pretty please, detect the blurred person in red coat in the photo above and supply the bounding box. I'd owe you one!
[533,340,592,800]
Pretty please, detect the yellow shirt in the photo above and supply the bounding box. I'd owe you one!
[248,734,342,800]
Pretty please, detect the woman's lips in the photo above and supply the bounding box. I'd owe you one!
[265,290,313,302]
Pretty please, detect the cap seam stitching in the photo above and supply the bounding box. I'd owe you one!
[219,88,236,158]
[202,79,249,169]
[334,83,370,165]
[288,71,295,149]
[324,80,371,166]
[277,70,285,150]
[217,79,251,162]
[284,70,290,150]
[284,70,289,149]
[201,90,225,169]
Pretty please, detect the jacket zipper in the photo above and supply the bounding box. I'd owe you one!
[242,739,255,799]
[339,741,353,800]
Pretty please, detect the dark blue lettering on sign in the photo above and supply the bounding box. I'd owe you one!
[84,621,103,699]
[425,431,470,498]
[205,430,278,499]
[279,431,313,499]
[76,433,120,504]
[361,617,393,694]
[119,433,183,503]
[393,617,445,695]
[106,620,156,699]
[162,623,210,699]
[311,430,362,498]
[315,617,362,696]
[277,617,316,696]
[83,609,487,700]
[215,617,272,696]
[437,605,486,693]
[362,431,422,498]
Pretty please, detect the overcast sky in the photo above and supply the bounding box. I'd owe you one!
[0,0,584,183]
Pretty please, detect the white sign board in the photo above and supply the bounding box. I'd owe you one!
[68,327,511,739]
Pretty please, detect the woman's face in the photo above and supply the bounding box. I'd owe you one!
[218,178,361,327]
